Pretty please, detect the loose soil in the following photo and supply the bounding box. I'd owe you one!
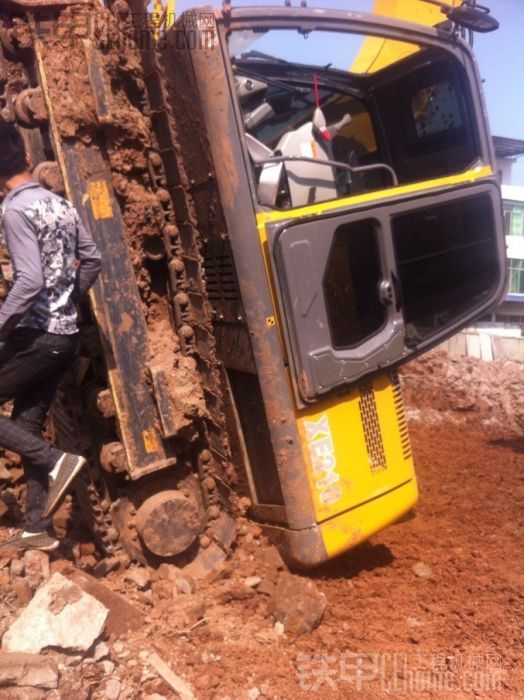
[0,352,522,699]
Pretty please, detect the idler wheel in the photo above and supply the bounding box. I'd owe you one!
[14,87,48,128]
[135,489,205,557]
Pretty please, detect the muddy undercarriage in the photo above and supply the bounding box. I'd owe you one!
[0,0,238,575]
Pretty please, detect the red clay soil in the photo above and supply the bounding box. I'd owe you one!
[0,354,522,699]
[93,354,522,699]
[157,420,521,699]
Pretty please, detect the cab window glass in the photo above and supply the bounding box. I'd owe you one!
[228,29,481,210]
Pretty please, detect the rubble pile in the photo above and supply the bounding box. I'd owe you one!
[400,350,524,433]
[0,521,327,698]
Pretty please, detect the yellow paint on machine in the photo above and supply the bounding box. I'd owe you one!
[253,165,493,553]
[143,428,160,454]
[257,165,493,229]
[88,180,113,220]
[296,373,416,525]
[320,477,418,559]
[351,0,461,75]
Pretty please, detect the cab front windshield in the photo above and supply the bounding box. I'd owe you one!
[228,28,480,210]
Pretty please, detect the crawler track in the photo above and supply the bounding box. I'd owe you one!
[0,0,237,571]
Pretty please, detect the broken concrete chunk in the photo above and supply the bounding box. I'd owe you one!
[267,575,327,636]
[0,652,58,689]
[2,573,108,654]
[67,569,142,635]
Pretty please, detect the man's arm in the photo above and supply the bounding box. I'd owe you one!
[0,208,45,339]
[74,214,101,301]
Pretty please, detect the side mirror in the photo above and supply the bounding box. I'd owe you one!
[446,5,499,33]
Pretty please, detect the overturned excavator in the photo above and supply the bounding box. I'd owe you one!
[0,0,505,574]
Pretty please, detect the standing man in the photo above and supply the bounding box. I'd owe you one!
[0,122,101,551]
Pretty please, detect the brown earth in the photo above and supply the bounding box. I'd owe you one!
[0,351,522,698]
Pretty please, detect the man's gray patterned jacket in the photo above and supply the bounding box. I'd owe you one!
[0,181,101,339]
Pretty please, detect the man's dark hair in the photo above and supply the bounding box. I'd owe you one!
[0,122,27,179]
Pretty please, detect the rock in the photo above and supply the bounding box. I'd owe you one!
[93,642,110,662]
[22,551,49,590]
[92,557,121,578]
[143,695,168,700]
[0,651,58,689]
[0,500,8,519]
[0,463,12,481]
[80,554,98,569]
[174,574,195,595]
[79,542,96,557]
[124,568,151,591]
[101,660,115,676]
[202,561,229,585]
[104,677,121,700]
[113,642,124,654]
[9,560,24,578]
[66,569,142,635]
[267,575,327,636]
[406,617,423,628]
[243,576,262,588]
[12,579,32,607]
[258,545,286,574]
[2,573,108,654]
[217,582,256,603]
[138,590,153,606]
[247,689,261,700]
[151,579,176,601]
[49,560,75,577]
[0,688,47,699]
[411,562,433,579]
[156,564,194,594]
[256,579,276,597]
[156,564,180,582]
[64,656,82,667]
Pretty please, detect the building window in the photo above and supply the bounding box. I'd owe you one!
[504,204,524,237]
[508,258,524,294]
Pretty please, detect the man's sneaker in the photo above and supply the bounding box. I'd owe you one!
[42,453,87,519]
[0,530,59,552]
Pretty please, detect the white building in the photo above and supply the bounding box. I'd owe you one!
[481,137,524,326]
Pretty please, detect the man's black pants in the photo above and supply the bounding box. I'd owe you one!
[0,328,79,532]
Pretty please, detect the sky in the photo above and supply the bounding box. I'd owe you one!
[171,0,524,185]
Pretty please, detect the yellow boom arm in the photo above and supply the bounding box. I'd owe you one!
[352,0,460,73]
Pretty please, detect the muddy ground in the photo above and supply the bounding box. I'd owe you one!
[0,351,522,699]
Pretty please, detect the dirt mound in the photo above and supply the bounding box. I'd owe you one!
[400,350,524,434]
